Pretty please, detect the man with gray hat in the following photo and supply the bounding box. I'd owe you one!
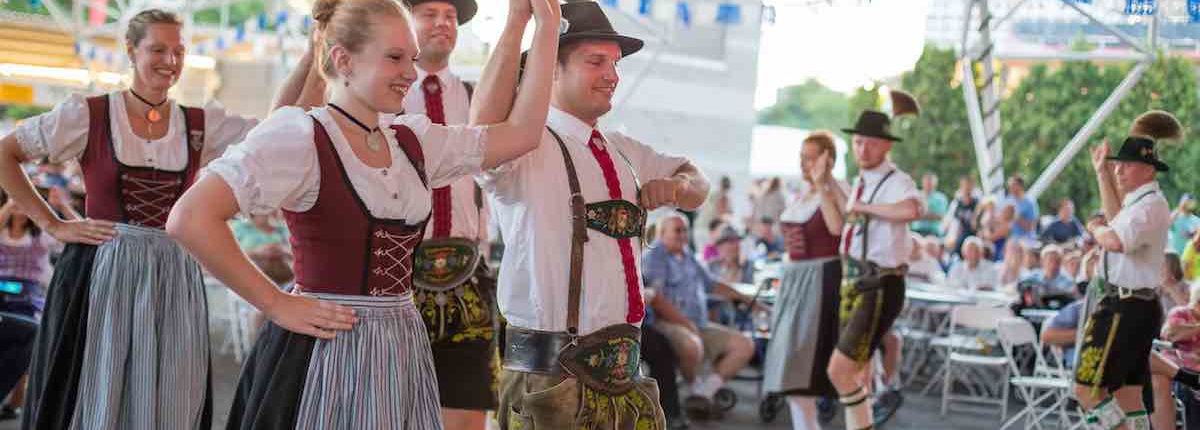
[473,1,710,429]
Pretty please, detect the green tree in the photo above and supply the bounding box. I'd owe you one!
[757,79,850,131]
[1002,54,1200,213]
[841,45,975,185]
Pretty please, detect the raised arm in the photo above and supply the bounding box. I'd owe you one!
[272,30,326,111]
[475,0,559,170]
[468,0,529,127]
[166,176,356,339]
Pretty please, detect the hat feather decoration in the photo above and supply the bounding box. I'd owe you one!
[1130,110,1183,142]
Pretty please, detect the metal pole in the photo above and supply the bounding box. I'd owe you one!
[961,59,992,195]
[1027,61,1150,200]
[1060,0,1151,56]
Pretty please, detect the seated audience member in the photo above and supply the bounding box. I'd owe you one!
[1182,229,1200,281]
[1021,244,1074,297]
[998,239,1024,285]
[1040,199,1085,245]
[708,226,755,285]
[230,212,293,287]
[1162,284,1200,427]
[701,220,727,263]
[644,214,759,417]
[1161,253,1190,313]
[906,235,946,284]
[742,216,785,262]
[1061,250,1083,282]
[947,236,999,292]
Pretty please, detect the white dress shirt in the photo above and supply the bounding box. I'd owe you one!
[479,108,689,335]
[402,66,487,241]
[15,91,257,167]
[840,161,923,268]
[207,106,484,221]
[1104,181,1170,290]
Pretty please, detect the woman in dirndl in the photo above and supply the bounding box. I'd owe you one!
[762,131,849,430]
[0,9,267,429]
[166,0,561,427]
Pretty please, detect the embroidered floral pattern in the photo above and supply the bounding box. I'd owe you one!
[416,274,495,343]
[585,200,646,239]
[578,383,662,430]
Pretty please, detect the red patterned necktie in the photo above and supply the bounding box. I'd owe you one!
[841,177,865,255]
[423,75,452,238]
[585,130,645,324]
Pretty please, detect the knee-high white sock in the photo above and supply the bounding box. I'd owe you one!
[786,396,820,430]
[839,387,873,430]
[1123,410,1149,430]
[1083,397,1125,430]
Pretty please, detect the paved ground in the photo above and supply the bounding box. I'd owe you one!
[2,286,1016,430]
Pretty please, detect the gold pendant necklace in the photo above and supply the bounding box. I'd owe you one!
[328,103,383,152]
[129,89,167,124]
[366,130,383,152]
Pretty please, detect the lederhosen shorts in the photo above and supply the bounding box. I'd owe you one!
[835,260,907,364]
[416,257,499,410]
[1074,289,1163,393]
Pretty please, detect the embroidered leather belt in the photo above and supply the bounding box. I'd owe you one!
[413,237,481,292]
[844,258,908,278]
[585,200,646,239]
[503,324,642,395]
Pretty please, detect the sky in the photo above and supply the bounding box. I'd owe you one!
[754,0,930,108]
[467,0,930,111]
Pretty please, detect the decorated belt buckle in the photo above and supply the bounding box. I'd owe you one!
[557,324,642,394]
[585,200,646,240]
[413,237,481,292]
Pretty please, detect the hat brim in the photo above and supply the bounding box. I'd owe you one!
[1105,155,1169,172]
[561,32,644,58]
[405,0,477,24]
[840,128,903,142]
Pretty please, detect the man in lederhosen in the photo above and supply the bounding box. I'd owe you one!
[1073,111,1178,430]
[399,1,496,428]
[828,108,924,430]
[472,1,710,428]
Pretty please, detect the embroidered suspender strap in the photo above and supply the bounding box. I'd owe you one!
[547,126,589,336]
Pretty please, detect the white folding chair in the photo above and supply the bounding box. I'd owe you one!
[997,317,1074,430]
[940,304,1013,419]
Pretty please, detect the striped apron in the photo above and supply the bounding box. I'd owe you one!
[24,223,210,430]
[227,292,443,430]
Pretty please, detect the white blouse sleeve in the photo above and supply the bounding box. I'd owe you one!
[391,114,485,189]
[608,132,689,182]
[13,93,91,163]
[204,107,319,216]
[199,100,260,165]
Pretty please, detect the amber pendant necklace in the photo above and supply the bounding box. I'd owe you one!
[329,103,383,151]
[129,89,167,124]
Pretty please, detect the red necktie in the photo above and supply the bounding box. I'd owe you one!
[841,178,865,255]
[423,75,452,238]
[586,130,645,324]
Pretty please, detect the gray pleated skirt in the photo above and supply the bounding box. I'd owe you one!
[761,257,841,396]
[24,223,210,430]
[227,292,443,430]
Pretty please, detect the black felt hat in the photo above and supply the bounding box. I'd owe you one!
[842,110,902,142]
[1107,136,1169,172]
